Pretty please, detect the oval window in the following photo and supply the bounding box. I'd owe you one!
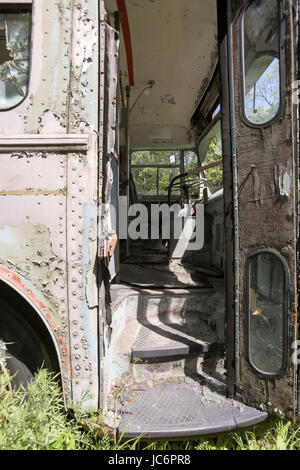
[243,0,281,125]
[0,8,31,110]
[246,250,288,377]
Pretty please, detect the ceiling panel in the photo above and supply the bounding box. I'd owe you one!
[105,0,218,148]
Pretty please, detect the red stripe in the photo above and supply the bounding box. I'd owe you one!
[116,0,134,86]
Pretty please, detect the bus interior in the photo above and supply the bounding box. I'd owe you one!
[102,0,268,438]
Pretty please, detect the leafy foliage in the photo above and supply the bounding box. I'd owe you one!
[131,150,198,196]
[204,136,223,190]
[1,368,300,450]
[245,59,280,124]
[0,368,80,450]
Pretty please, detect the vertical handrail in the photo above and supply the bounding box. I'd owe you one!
[125,85,131,259]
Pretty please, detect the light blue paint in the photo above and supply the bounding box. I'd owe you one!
[81,203,97,365]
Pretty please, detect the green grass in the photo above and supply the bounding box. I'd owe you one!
[0,368,300,450]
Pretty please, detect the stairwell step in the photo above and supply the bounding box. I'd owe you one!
[132,323,224,360]
[118,383,268,439]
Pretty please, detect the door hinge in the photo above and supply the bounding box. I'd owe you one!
[98,231,118,267]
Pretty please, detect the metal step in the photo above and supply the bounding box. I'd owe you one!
[118,383,268,440]
[132,323,224,360]
[119,263,214,289]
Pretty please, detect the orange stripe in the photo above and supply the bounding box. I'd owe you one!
[116,0,134,86]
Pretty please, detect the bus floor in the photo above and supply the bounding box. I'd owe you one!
[106,241,268,439]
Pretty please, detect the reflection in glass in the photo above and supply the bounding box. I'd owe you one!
[198,120,223,195]
[243,0,280,124]
[248,252,286,375]
[0,12,31,109]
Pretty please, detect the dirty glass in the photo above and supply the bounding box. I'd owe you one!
[198,120,223,194]
[131,150,181,196]
[0,12,31,109]
[158,167,180,195]
[131,151,180,166]
[248,252,286,375]
[243,0,280,124]
[131,167,157,196]
[184,151,198,173]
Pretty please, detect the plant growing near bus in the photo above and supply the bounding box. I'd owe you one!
[1,366,300,450]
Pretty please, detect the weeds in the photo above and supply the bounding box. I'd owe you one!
[0,366,300,450]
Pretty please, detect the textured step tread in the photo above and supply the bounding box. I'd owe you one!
[120,263,214,289]
[132,322,223,359]
[118,383,268,439]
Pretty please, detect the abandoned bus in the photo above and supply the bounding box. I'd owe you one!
[0,0,299,439]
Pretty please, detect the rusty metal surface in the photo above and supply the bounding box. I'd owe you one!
[231,0,297,416]
[0,1,101,409]
[102,22,120,281]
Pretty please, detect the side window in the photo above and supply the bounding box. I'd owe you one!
[131,151,181,197]
[245,250,289,377]
[0,2,32,110]
[198,120,223,194]
[184,150,198,173]
[131,150,199,198]
[242,0,281,125]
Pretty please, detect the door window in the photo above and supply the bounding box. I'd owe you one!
[242,0,281,125]
[246,250,289,377]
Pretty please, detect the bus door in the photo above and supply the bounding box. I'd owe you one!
[100,18,120,284]
[221,0,298,416]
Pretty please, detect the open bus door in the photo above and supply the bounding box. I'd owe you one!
[100,15,120,288]
[219,0,298,417]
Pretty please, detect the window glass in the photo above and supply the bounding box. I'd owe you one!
[158,167,180,195]
[131,150,181,196]
[247,252,287,375]
[212,103,221,120]
[0,11,31,109]
[199,120,223,194]
[131,150,180,166]
[243,0,280,124]
[184,150,198,173]
[131,167,157,196]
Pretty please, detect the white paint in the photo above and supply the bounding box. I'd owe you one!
[72,8,98,74]
[105,0,218,147]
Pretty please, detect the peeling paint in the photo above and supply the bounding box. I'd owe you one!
[12,151,48,159]
[0,263,74,379]
[0,1,100,410]
[0,189,66,196]
[0,223,63,294]
[160,94,176,105]
[274,163,292,204]
[82,203,98,309]
[39,109,67,134]
[72,7,97,75]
